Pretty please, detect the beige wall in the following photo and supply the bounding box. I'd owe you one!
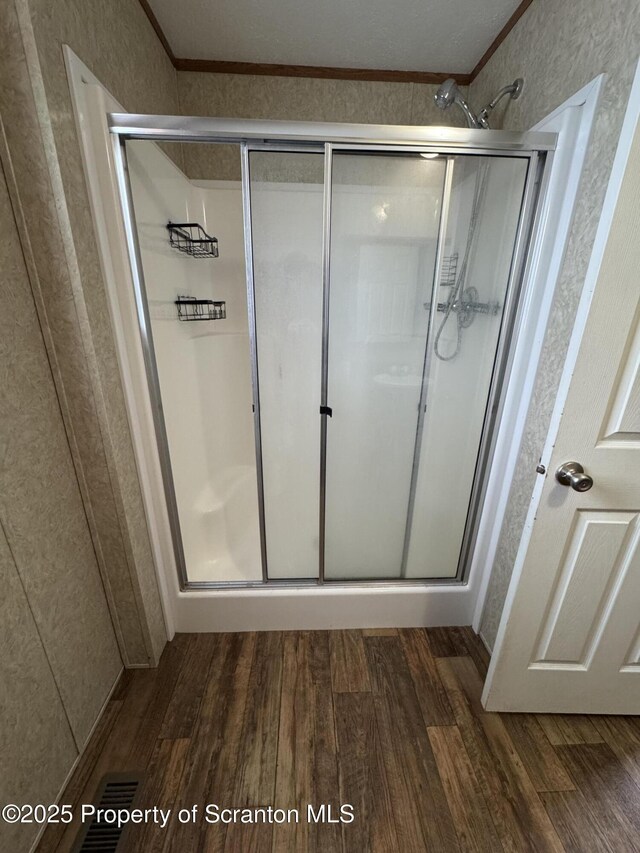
[1,0,176,673]
[0,158,121,853]
[0,2,179,847]
[0,522,78,853]
[177,72,467,179]
[27,0,179,664]
[470,0,640,648]
[0,158,121,743]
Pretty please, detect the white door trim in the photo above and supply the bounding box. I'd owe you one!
[471,75,604,635]
[64,47,178,637]
[483,57,640,703]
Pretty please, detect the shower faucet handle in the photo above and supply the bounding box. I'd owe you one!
[555,461,594,492]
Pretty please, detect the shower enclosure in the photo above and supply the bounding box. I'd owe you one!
[112,117,553,589]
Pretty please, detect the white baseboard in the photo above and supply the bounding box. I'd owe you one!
[174,584,475,632]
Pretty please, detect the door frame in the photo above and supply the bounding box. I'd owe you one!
[111,119,549,590]
[471,74,606,636]
[65,46,595,631]
[483,60,640,704]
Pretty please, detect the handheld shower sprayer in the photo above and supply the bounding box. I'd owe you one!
[434,79,482,128]
[434,77,524,129]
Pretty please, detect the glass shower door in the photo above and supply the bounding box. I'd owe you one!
[323,151,449,579]
[323,151,530,581]
[248,150,325,579]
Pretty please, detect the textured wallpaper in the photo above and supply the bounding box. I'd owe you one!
[177,72,467,179]
[0,524,78,853]
[0,164,89,853]
[0,2,183,847]
[21,0,177,666]
[469,0,640,648]
[0,160,121,747]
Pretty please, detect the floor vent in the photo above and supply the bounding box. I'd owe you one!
[73,774,141,853]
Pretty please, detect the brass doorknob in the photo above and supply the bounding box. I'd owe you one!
[555,461,594,492]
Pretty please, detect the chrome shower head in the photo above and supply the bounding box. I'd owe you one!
[434,78,460,110]
[434,79,482,129]
[434,76,525,129]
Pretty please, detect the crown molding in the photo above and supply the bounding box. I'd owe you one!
[138,0,535,86]
[173,58,471,85]
[471,0,535,80]
[138,0,175,62]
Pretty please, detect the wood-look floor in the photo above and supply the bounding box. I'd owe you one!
[38,628,640,852]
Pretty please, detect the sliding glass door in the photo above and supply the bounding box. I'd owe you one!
[244,145,533,584]
[112,112,549,590]
[322,151,530,580]
[247,150,325,579]
[403,155,529,579]
[323,151,449,579]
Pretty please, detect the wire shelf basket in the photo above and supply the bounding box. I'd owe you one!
[167,222,219,258]
[175,296,226,321]
[440,252,459,287]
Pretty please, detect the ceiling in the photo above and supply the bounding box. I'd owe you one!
[147,0,525,76]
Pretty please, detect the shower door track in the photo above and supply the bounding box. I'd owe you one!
[109,115,555,591]
[109,114,555,151]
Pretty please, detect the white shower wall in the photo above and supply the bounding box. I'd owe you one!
[128,142,260,583]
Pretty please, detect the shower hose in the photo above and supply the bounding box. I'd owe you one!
[434,160,491,361]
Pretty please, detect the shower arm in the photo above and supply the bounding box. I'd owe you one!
[477,78,524,127]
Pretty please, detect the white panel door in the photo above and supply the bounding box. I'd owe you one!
[483,103,640,714]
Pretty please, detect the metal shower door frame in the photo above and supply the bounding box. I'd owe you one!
[317,145,455,585]
[241,141,326,586]
[318,145,543,585]
[109,114,554,590]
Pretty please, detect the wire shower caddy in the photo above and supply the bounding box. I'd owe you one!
[167,222,219,258]
[167,220,225,320]
[175,296,226,322]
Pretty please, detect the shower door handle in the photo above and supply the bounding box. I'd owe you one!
[555,461,594,492]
